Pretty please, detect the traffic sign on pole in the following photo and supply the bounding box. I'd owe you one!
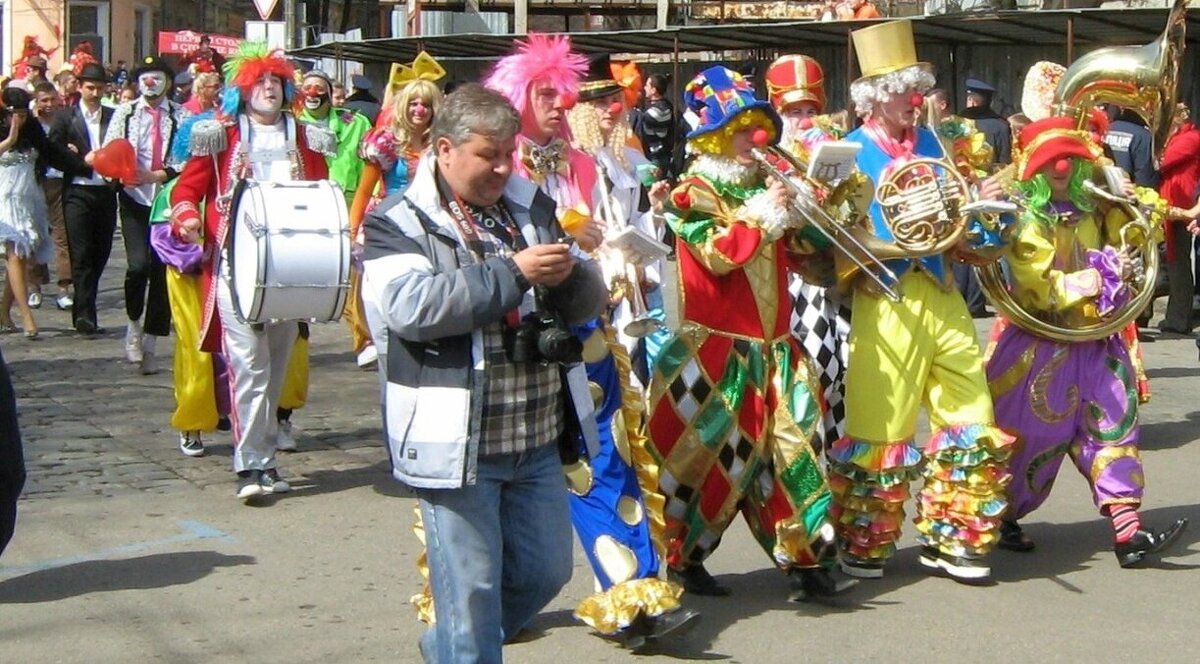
[253,0,280,21]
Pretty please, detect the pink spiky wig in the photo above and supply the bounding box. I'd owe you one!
[483,33,587,139]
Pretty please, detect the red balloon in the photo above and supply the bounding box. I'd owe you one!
[91,138,138,185]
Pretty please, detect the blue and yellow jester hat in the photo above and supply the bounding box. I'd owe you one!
[683,65,781,142]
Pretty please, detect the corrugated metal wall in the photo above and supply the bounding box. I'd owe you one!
[364,33,1200,122]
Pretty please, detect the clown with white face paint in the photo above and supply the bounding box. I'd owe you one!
[170,43,336,503]
[103,56,192,376]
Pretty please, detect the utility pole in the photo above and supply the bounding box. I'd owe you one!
[284,0,297,49]
[514,0,527,34]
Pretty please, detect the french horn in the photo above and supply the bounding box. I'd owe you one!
[976,0,1185,343]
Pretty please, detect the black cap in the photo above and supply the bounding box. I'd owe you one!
[2,87,32,110]
[577,54,622,102]
[77,62,109,83]
[965,78,996,96]
[133,55,174,81]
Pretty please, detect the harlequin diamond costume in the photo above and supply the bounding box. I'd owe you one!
[765,54,853,450]
[479,34,695,648]
[985,116,1187,566]
[647,65,852,601]
[829,20,1015,582]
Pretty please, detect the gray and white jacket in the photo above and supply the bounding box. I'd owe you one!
[362,156,606,489]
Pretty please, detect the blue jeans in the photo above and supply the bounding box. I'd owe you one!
[416,443,573,664]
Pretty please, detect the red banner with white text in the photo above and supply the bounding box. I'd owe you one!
[156,31,241,57]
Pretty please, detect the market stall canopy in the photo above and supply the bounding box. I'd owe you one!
[288,6,1200,63]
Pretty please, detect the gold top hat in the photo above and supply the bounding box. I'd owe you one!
[851,20,931,81]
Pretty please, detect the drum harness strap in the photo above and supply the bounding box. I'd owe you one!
[216,114,304,330]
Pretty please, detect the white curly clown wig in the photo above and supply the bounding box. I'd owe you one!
[849,65,936,118]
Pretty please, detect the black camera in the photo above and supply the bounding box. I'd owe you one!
[504,290,582,365]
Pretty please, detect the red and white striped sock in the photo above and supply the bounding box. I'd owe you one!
[1108,504,1142,543]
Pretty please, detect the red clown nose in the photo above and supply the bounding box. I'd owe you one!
[1054,158,1072,174]
[751,128,771,148]
[608,102,623,116]
[558,92,577,110]
[909,93,925,108]
[798,117,814,130]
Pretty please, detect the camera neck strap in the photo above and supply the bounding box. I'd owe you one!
[435,166,526,262]
[434,166,529,327]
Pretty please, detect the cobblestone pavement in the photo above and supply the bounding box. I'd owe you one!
[4,245,390,502]
[3,244,1200,663]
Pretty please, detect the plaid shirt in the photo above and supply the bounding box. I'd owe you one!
[471,204,564,457]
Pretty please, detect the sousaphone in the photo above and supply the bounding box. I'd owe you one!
[976,0,1186,343]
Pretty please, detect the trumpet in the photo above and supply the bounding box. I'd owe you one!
[749,132,902,301]
[594,158,667,338]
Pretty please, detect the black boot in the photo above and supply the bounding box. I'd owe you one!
[648,607,701,640]
[788,567,858,602]
[671,564,730,596]
[619,608,701,650]
[997,520,1036,552]
[1115,518,1188,568]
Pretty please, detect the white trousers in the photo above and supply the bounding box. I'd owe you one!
[217,266,297,472]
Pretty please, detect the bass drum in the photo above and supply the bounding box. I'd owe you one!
[228,179,350,324]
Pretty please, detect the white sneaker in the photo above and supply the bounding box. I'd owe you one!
[275,419,297,452]
[55,293,73,310]
[27,291,42,309]
[179,431,205,457]
[124,320,144,363]
[356,345,379,369]
[139,335,159,375]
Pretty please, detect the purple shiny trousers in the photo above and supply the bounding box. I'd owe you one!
[987,326,1144,520]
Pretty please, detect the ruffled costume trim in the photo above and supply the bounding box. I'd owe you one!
[829,423,1015,561]
[608,326,671,566]
[574,578,684,635]
[410,503,436,625]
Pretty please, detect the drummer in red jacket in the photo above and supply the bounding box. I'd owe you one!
[171,42,335,502]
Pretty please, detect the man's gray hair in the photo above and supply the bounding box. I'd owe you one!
[431,83,520,146]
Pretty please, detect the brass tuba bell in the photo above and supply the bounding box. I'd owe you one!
[1052,0,1187,167]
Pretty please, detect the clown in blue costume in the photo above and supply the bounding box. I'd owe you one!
[827,20,1015,583]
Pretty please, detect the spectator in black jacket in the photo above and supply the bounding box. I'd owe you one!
[638,74,677,181]
[959,78,1012,167]
[345,74,381,125]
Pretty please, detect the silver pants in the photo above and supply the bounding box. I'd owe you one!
[217,266,297,472]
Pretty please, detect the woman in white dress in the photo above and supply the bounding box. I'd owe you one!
[0,87,56,338]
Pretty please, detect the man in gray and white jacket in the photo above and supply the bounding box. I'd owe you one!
[361,83,606,664]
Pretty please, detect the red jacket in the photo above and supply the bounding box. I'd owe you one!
[170,115,330,351]
[1157,122,1200,259]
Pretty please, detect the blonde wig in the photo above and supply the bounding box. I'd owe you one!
[390,79,443,148]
